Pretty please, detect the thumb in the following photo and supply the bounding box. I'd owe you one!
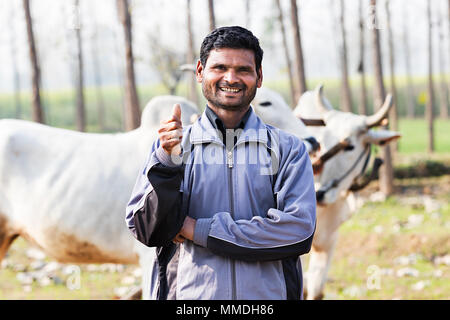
[172,103,182,122]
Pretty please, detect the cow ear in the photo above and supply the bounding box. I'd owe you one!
[364,129,401,145]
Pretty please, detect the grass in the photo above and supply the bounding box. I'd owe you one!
[0,236,138,300]
[321,175,450,300]
[397,119,450,154]
[1,175,448,300]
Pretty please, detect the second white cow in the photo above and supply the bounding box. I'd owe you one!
[295,85,401,299]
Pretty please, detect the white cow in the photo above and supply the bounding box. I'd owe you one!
[251,87,320,154]
[294,85,401,299]
[0,96,199,291]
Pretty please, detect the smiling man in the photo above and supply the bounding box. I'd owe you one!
[126,26,316,300]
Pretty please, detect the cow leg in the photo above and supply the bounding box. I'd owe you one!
[0,215,19,263]
[305,232,338,300]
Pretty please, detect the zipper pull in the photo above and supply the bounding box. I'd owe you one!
[227,150,234,168]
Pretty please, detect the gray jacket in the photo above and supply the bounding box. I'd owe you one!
[125,107,316,300]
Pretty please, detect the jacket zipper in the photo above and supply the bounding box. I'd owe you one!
[226,148,237,300]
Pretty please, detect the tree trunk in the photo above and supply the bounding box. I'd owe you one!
[74,0,85,132]
[438,14,449,119]
[112,29,126,131]
[385,0,398,150]
[357,0,367,115]
[186,0,198,105]
[338,0,352,112]
[9,6,22,119]
[245,0,251,29]
[370,0,394,196]
[23,0,44,123]
[208,0,216,32]
[426,0,435,152]
[91,28,106,131]
[448,0,450,116]
[117,0,141,131]
[403,5,415,118]
[290,0,307,100]
[275,0,296,107]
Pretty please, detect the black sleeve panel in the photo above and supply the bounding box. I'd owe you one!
[133,163,185,247]
[206,228,315,262]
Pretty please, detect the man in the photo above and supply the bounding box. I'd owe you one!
[125,26,316,300]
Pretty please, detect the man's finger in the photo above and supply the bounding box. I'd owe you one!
[172,233,185,244]
[158,121,182,133]
[172,103,182,122]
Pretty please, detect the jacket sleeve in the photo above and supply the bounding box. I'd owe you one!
[125,139,185,247]
[193,134,316,262]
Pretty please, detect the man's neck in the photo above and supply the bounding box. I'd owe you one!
[207,104,250,129]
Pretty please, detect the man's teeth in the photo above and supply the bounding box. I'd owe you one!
[220,87,240,93]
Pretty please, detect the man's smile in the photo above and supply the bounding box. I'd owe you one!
[219,87,241,93]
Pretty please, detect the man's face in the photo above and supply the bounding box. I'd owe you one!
[196,48,263,112]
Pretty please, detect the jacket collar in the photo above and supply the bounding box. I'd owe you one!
[190,106,269,146]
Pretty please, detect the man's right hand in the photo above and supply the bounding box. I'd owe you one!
[158,104,183,156]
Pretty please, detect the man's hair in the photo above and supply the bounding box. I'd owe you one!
[199,26,264,72]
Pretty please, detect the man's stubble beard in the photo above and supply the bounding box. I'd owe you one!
[202,81,258,112]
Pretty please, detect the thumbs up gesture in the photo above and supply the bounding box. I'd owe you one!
[158,104,183,156]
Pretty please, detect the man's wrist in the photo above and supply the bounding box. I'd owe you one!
[193,218,213,247]
[155,146,183,167]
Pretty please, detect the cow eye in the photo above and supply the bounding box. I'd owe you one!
[259,101,272,107]
[344,144,355,151]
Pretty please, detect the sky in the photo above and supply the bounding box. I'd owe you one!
[0,0,447,93]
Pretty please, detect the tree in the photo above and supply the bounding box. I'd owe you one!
[148,33,184,95]
[426,0,435,152]
[437,10,449,119]
[385,0,398,150]
[186,0,198,105]
[74,0,86,132]
[23,0,44,123]
[9,4,22,119]
[208,0,216,31]
[117,0,141,131]
[357,0,368,115]
[245,0,251,29]
[370,0,394,196]
[402,4,416,118]
[90,28,106,131]
[338,0,352,112]
[290,0,307,100]
[275,0,296,107]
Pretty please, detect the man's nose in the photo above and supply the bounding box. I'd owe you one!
[223,69,239,83]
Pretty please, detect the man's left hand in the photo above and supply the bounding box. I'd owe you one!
[173,216,196,244]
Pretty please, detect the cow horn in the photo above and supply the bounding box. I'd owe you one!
[315,84,333,115]
[365,94,393,128]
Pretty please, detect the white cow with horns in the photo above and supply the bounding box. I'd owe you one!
[294,84,401,300]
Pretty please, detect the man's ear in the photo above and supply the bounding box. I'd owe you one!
[257,67,263,88]
[196,60,203,83]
